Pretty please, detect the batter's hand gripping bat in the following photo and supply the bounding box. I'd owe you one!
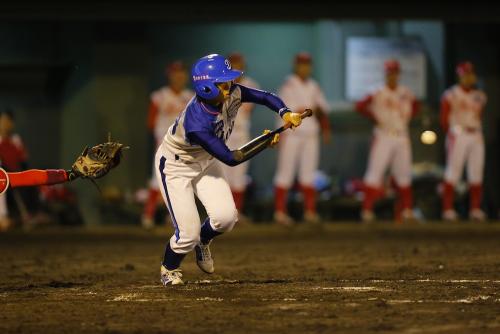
[233,109,313,163]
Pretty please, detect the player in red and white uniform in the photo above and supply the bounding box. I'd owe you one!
[220,53,259,221]
[0,109,29,229]
[0,166,81,232]
[440,61,487,222]
[142,61,193,228]
[356,60,419,223]
[273,52,331,225]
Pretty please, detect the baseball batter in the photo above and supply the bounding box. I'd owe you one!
[156,54,303,286]
[440,61,487,221]
[273,52,331,225]
[356,59,419,223]
[220,52,259,220]
[142,61,193,229]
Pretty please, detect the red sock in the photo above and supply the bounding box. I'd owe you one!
[9,169,68,188]
[399,186,413,210]
[275,186,288,213]
[442,182,455,211]
[143,188,160,219]
[300,184,316,213]
[232,190,245,211]
[469,183,482,210]
[363,184,380,211]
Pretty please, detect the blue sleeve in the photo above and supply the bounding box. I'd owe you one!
[238,84,290,117]
[184,103,215,135]
[187,131,239,166]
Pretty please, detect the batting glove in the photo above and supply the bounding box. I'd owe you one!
[263,129,280,147]
[282,112,302,128]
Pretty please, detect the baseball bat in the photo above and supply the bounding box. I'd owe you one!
[234,109,313,162]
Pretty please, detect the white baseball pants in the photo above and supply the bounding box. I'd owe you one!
[364,129,412,188]
[444,129,484,185]
[274,132,319,188]
[155,145,238,254]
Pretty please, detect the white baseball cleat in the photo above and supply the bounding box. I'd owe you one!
[470,209,486,222]
[160,265,184,286]
[274,211,294,226]
[195,242,214,274]
[361,209,375,223]
[442,209,459,222]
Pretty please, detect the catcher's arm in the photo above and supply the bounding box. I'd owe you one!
[0,138,126,195]
[0,168,69,195]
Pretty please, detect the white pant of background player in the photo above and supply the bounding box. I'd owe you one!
[155,145,238,254]
[220,131,250,215]
[274,130,320,222]
[444,129,484,185]
[222,133,249,192]
[442,127,485,220]
[274,132,319,187]
[362,128,413,221]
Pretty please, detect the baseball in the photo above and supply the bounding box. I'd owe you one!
[420,130,437,145]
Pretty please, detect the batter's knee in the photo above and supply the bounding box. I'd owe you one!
[209,207,238,233]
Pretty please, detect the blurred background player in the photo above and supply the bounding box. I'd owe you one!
[0,109,25,230]
[273,52,331,225]
[142,61,193,228]
[440,61,487,222]
[220,52,259,222]
[0,109,46,228]
[356,59,419,223]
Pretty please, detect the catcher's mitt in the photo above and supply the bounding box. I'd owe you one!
[70,138,127,180]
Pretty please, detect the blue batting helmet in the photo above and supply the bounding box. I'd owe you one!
[191,54,242,99]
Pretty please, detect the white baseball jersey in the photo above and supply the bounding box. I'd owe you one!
[442,85,486,131]
[369,85,416,134]
[163,86,244,163]
[230,77,258,141]
[278,74,330,135]
[151,87,193,141]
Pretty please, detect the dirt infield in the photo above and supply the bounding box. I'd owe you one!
[1,222,499,334]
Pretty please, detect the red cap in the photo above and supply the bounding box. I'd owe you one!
[294,52,312,64]
[456,61,474,76]
[166,61,185,74]
[228,52,244,64]
[384,59,400,73]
